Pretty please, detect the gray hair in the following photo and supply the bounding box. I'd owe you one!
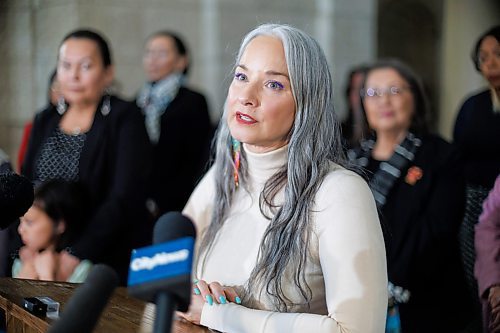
[198,23,347,311]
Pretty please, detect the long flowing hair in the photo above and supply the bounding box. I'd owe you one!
[197,24,347,311]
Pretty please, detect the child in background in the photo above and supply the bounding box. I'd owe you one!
[13,179,92,282]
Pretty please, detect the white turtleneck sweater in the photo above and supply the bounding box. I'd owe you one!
[182,144,387,333]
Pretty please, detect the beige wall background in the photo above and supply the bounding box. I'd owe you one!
[439,0,499,139]
[0,0,498,170]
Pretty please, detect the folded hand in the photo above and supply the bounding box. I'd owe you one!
[176,279,242,325]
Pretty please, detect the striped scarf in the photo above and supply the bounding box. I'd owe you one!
[136,73,183,144]
[348,132,422,208]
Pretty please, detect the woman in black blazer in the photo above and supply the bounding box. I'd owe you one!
[20,29,152,283]
[137,31,212,218]
[349,59,474,332]
[454,25,500,191]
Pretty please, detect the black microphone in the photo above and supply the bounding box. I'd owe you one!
[48,264,119,333]
[128,212,196,333]
[0,173,34,229]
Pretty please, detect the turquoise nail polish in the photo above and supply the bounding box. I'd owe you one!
[235,297,241,304]
[193,279,199,284]
[194,288,201,295]
[206,294,213,306]
[219,295,227,304]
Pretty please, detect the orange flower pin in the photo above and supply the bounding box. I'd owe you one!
[405,166,423,185]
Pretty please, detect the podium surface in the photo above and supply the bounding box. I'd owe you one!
[0,277,209,333]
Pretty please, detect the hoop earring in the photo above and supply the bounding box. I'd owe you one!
[56,96,67,115]
[100,90,111,116]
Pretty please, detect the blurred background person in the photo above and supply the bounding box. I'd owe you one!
[475,175,500,333]
[14,179,92,282]
[0,151,13,278]
[17,29,152,284]
[453,25,500,332]
[341,64,370,149]
[137,31,213,219]
[349,59,473,332]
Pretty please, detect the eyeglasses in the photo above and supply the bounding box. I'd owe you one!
[478,51,500,66]
[362,86,410,98]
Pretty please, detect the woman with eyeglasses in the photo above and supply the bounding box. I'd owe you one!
[348,59,474,332]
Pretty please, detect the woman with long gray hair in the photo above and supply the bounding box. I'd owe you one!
[178,23,387,332]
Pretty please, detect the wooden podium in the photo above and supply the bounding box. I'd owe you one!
[0,277,209,333]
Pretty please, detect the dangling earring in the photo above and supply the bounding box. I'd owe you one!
[100,88,111,116]
[56,96,67,115]
[232,138,241,187]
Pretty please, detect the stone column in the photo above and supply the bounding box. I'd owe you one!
[0,0,377,170]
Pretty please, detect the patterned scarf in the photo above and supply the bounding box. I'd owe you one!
[348,132,422,208]
[137,73,183,144]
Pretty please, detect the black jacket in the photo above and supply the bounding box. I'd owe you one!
[141,87,213,216]
[21,96,153,282]
[353,135,474,332]
[454,89,500,189]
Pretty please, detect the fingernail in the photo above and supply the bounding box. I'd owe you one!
[193,279,199,284]
[219,295,226,304]
[193,287,201,295]
[235,296,241,304]
[205,294,213,306]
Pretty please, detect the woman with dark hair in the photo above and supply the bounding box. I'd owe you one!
[349,59,473,332]
[19,29,152,283]
[137,31,212,218]
[454,24,500,195]
[17,70,59,172]
[14,180,92,282]
[167,23,388,332]
[341,64,370,149]
[453,25,500,332]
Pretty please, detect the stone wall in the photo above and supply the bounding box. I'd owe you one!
[0,0,377,170]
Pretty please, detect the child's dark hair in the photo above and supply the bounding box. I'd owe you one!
[33,179,89,252]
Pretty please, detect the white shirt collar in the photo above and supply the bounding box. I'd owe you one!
[491,87,500,113]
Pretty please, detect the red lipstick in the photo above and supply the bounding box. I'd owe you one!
[236,112,257,124]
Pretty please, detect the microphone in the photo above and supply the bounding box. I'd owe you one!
[128,212,196,333]
[0,173,34,229]
[48,264,119,333]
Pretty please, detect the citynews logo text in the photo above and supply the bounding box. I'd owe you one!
[130,249,189,271]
